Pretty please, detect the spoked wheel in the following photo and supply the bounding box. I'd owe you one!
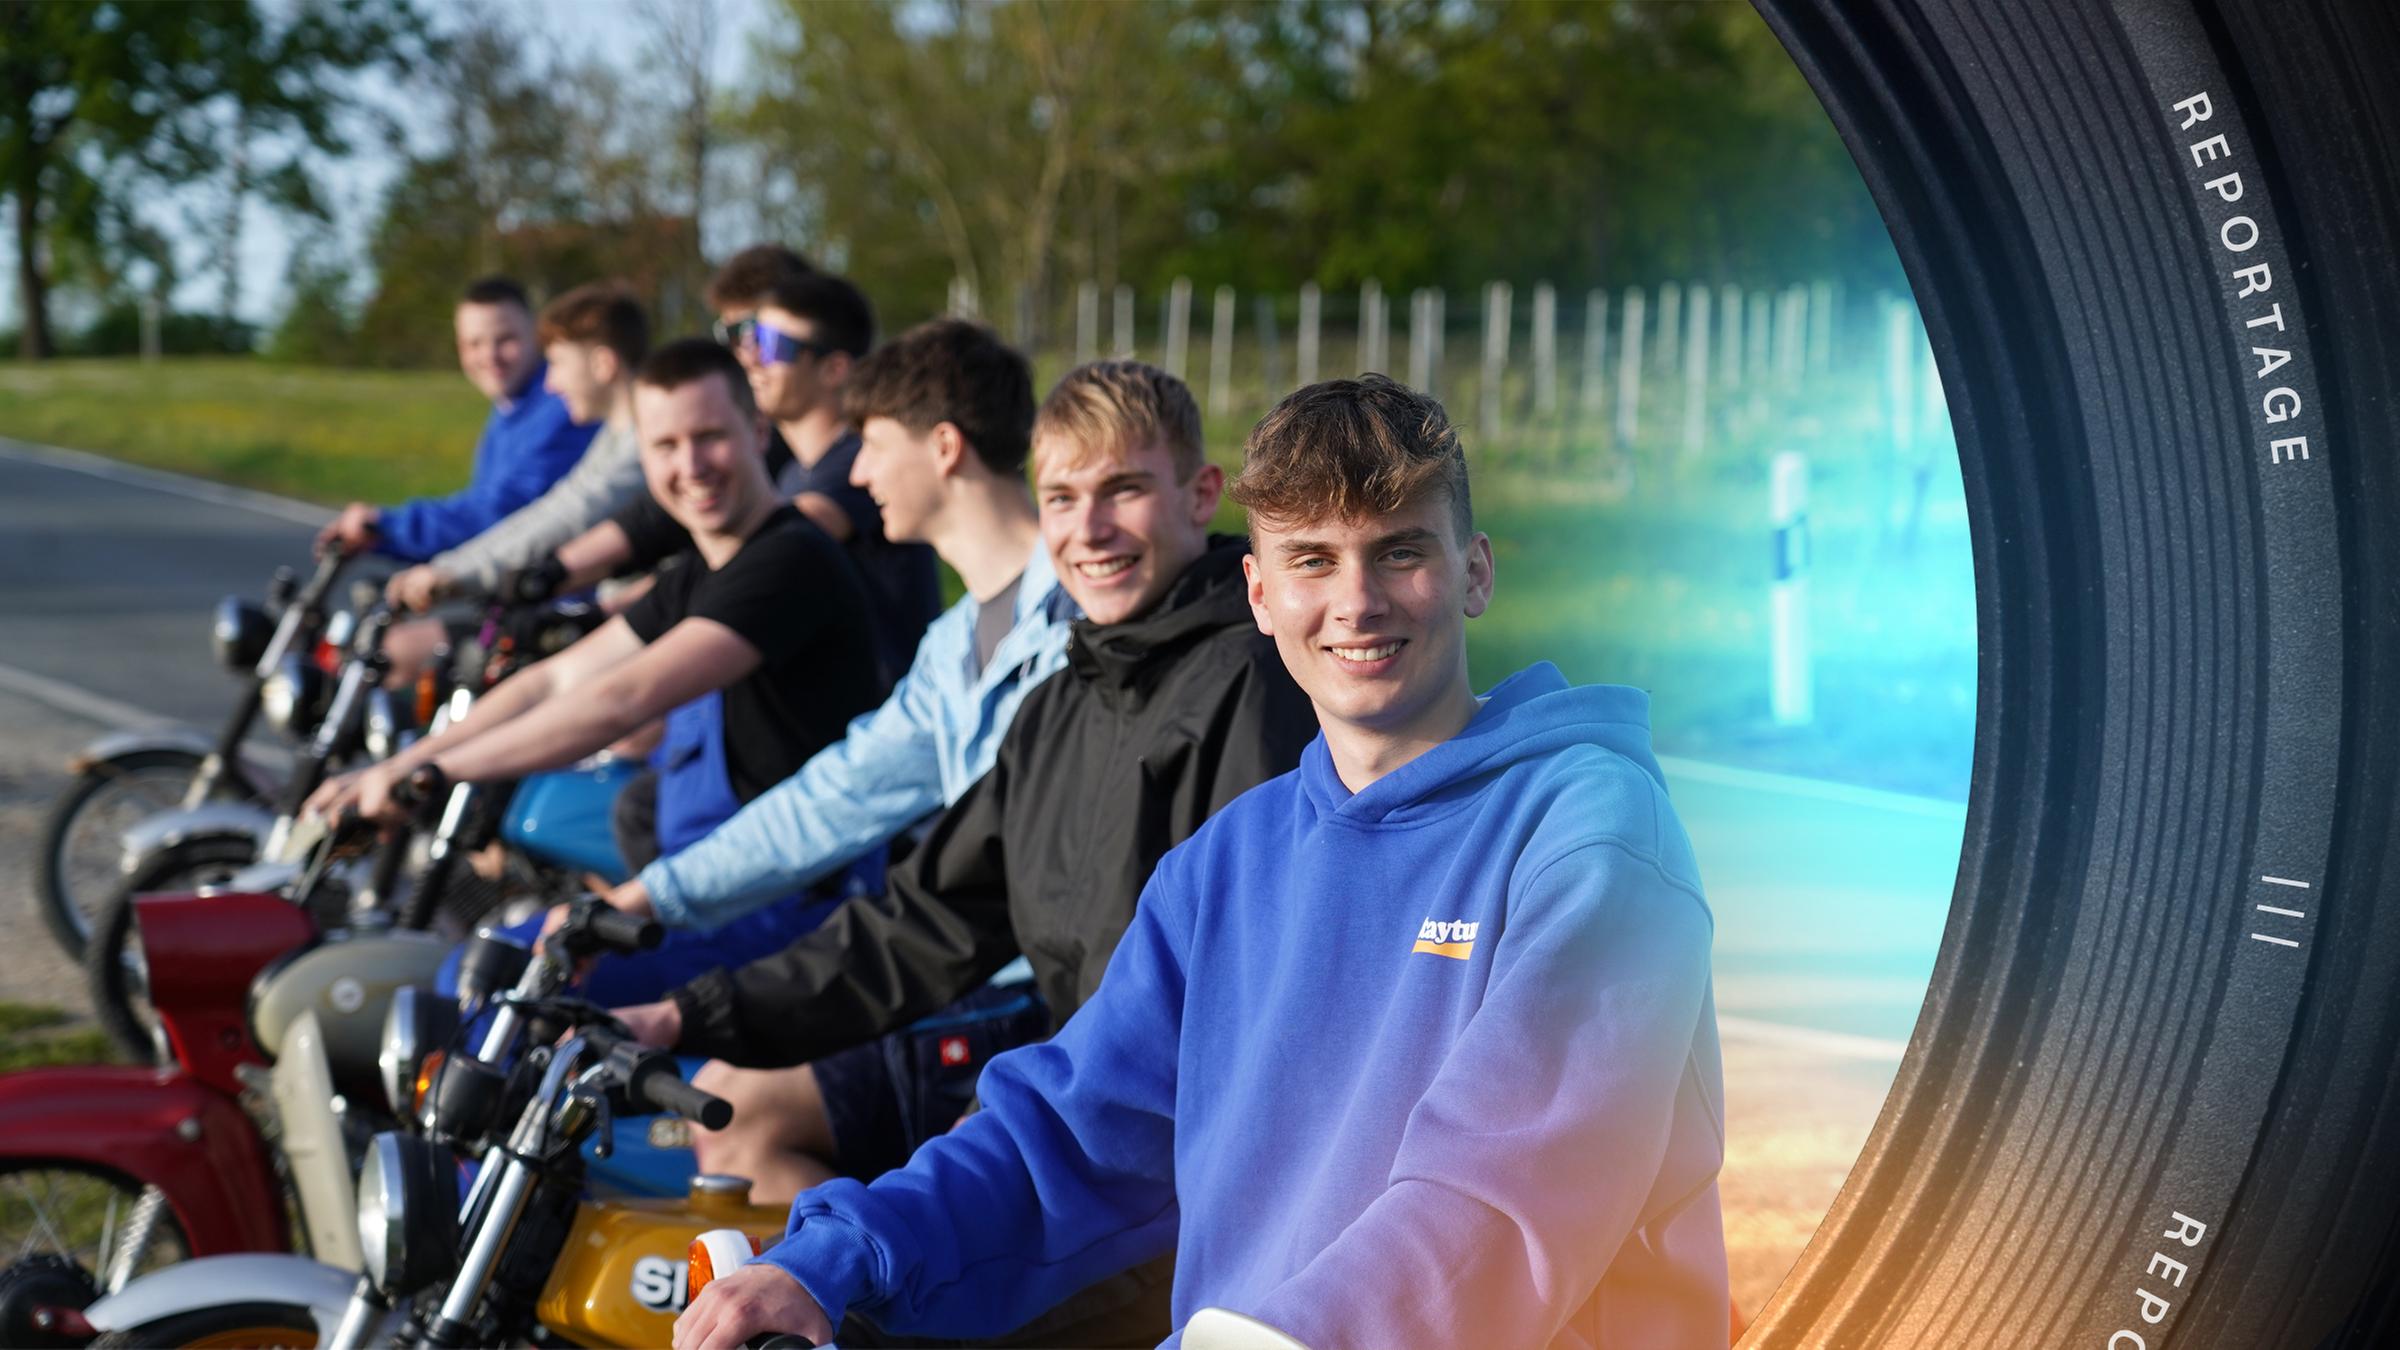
[34,751,208,960]
[0,1162,191,1317]
[84,837,261,1061]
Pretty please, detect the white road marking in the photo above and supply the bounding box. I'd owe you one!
[2254,904,2307,918]
[0,436,327,527]
[2259,874,2311,889]
[0,660,175,731]
[2251,934,2301,948]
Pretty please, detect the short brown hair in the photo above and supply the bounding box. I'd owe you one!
[841,318,1034,475]
[536,282,650,373]
[1230,375,1472,541]
[635,337,758,426]
[1033,361,1205,482]
[705,243,815,312]
[756,272,875,357]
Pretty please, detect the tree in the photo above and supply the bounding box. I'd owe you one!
[1,0,417,359]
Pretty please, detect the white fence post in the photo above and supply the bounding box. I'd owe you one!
[1360,279,1386,376]
[1297,282,1321,387]
[1581,289,1608,422]
[1112,284,1135,359]
[1076,281,1099,366]
[1656,281,1681,376]
[1681,286,1711,460]
[1770,450,1814,726]
[1718,283,1742,391]
[947,276,978,319]
[1809,279,1836,374]
[1775,285,1807,390]
[1531,283,1557,419]
[1613,286,1645,450]
[1164,277,1192,379]
[140,294,163,364]
[1255,293,1282,397]
[1479,280,1512,443]
[1209,285,1236,417]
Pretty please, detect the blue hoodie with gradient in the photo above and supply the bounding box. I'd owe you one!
[765,662,1728,1350]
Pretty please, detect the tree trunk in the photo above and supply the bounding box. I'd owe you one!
[14,156,53,359]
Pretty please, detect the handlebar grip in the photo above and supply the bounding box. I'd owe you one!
[638,1065,733,1131]
[497,556,567,607]
[586,904,663,952]
[743,1337,817,1350]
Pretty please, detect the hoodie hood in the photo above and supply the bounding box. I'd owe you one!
[1298,661,1662,824]
[1065,534,1255,696]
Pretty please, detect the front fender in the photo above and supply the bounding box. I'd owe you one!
[82,1254,367,1341]
[68,727,277,799]
[119,801,276,871]
[0,1064,288,1254]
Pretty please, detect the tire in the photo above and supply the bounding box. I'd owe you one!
[84,837,262,1062]
[0,1161,192,1297]
[34,750,206,960]
[1743,1,2400,1346]
[87,1303,318,1349]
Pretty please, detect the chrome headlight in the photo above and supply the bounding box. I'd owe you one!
[365,687,401,762]
[260,654,314,734]
[211,597,273,672]
[377,986,456,1121]
[357,1131,457,1298]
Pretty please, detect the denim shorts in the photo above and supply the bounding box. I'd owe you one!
[814,981,1052,1180]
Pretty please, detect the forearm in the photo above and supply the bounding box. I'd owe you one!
[428,679,650,785]
[556,520,635,591]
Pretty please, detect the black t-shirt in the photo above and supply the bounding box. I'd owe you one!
[619,505,885,802]
[615,431,940,686]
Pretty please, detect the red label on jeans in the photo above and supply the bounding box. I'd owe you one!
[939,1035,971,1066]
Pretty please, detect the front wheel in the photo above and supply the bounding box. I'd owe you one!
[34,750,210,960]
[87,1303,319,1349]
[84,837,262,1061]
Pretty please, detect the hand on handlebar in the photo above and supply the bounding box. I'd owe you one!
[315,502,381,558]
[386,565,454,613]
[609,999,683,1050]
[673,1262,830,1350]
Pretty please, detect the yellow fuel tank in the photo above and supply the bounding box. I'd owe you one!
[533,1175,787,1348]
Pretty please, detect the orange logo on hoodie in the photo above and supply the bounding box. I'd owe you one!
[1412,917,1479,960]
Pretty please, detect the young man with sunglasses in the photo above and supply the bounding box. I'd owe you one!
[675,376,1728,1350]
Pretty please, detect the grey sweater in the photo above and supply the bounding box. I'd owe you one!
[429,415,644,591]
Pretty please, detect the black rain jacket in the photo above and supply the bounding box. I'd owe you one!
[669,536,1319,1065]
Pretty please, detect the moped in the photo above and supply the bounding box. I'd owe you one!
[33,548,351,959]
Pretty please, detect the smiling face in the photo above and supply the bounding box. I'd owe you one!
[455,301,538,403]
[1244,490,1494,761]
[1036,435,1222,626]
[632,372,770,539]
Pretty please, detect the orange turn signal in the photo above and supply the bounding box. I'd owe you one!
[688,1228,764,1298]
[411,1049,447,1118]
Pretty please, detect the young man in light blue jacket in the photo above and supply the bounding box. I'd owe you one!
[676,375,1729,1350]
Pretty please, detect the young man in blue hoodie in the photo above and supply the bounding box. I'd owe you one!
[316,276,600,561]
[676,374,1729,1350]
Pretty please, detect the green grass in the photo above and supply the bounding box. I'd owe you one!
[1,355,1977,797]
[0,1001,119,1071]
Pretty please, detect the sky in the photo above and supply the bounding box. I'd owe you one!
[0,0,771,334]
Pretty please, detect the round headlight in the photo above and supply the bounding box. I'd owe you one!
[356,1131,458,1298]
[211,597,273,673]
[365,687,400,762]
[261,655,307,733]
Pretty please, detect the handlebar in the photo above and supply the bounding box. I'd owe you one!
[584,1025,735,1129]
[493,556,568,608]
[744,1337,818,1349]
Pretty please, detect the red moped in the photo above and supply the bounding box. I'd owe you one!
[0,888,313,1344]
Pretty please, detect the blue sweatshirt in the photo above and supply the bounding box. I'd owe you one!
[376,363,598,563]
[767,662,1728,1350]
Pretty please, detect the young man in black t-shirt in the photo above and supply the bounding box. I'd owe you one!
[586,273,941,684]
[309,339,887,1002]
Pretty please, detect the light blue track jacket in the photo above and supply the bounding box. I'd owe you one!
[764,662,1729,1350]
[641,541,1079,929]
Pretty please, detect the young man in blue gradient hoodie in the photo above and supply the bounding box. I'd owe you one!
[676,375,1730,1350]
